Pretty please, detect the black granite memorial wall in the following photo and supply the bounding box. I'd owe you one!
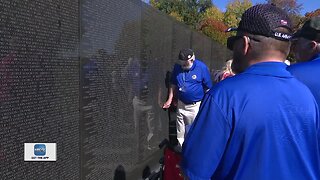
[0,0,230,179]
[0,0,79,179]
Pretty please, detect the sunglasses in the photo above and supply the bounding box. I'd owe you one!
[227,35,260,50]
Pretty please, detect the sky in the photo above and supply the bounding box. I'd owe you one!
[213,0,320,15]
[143,0,320,15]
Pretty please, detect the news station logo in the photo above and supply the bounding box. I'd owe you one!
[24,143,56,161]
[34,144,46,156]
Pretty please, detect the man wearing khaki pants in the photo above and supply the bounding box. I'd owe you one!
[163,49,212,148]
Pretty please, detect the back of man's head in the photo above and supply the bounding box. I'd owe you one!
[227,4,293,62]
[294,16,320,43]
[292,16,320,59]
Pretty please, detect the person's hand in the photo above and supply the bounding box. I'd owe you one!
[162,100,171,109]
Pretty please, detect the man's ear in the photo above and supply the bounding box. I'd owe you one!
[242,36,250,55]
[310,41,318,50]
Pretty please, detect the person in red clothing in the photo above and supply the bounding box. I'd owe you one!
[213,59,235,83]
[220,59,235,81]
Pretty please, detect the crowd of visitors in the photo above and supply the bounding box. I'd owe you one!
[160,3,320,180]
[93,3,320,179]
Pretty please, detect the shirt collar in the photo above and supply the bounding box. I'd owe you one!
[243,62,293,78]
[310,53,320,61]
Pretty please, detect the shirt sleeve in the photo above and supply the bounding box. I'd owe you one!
[181,92,231,179]
[315,101,320,155]
[202,65,213,90]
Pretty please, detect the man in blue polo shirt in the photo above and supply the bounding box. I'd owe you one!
[288,16,320,107]
[181,4,320,179]
[163,49,212,148]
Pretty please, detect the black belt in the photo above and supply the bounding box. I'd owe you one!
[185,101,200,105]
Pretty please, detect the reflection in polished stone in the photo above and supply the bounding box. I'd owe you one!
[122,57,155,150]
[0,0,230,179]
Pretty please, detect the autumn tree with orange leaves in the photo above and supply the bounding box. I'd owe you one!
[297,9,320,29]
[197,6,229,45]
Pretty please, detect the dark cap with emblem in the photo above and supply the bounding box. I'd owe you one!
[293,16,320,42]
[178,49,194,61]
[226,4,293,41]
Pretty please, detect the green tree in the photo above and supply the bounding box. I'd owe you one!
[150,0,182,14]
[201,6,224,22]
[223,0,252,28]
[150,0,212,28]
[169,11,184,22]
[149,0,160,9]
